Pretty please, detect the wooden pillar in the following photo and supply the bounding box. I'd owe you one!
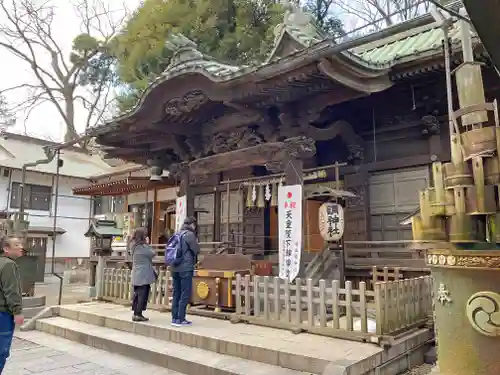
[177,162,195,219]
[282,136,316,185]
[213,173,222,241]
[282,137,317,277]
[151,188,159,244]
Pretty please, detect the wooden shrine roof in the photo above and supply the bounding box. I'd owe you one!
[91,7,485,167]
[72,176,176,196]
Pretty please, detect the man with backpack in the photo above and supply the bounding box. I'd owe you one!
[165,216,200,327]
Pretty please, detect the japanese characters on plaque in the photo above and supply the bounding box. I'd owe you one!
[278,184,303,282]
[318,202,345,242]
[175,195,187,232]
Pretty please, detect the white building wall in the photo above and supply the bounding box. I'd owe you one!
[1,169,93,263]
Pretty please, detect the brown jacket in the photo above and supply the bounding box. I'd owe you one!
[0,255,22,315]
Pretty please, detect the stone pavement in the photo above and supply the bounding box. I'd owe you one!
[5,332,184,375]
[35,276,90,306]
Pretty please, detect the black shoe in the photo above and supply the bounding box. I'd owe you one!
[132,315,149,322]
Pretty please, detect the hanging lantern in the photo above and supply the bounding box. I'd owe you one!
[246,185,254,208]
[257,185,265,208]
[265,184,271,202]
[270,184,278,207]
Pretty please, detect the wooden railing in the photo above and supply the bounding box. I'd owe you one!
[100,268,432,341]
[91,241,226,264]
[344,241,428,271]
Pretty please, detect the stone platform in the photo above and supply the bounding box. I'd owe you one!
[22,302,433,375]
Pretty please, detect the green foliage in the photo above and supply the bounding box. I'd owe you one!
[115,0,284,85]
[112,0,285,112]
[303,0,345,38]
[113,0,345,114]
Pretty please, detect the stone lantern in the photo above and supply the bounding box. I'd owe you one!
[84,219,122,257]
[85,220,122,299]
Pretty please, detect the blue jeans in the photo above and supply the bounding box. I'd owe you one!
[171,271,193,322]
[0,312,14,371]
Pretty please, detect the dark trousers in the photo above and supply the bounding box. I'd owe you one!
[132,284,150,316]
[0,312,14,371]
[171,271,193,322]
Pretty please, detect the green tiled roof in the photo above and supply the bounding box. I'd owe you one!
[160,42,248,80]
[96,11,473,133]
[353,22,463,65]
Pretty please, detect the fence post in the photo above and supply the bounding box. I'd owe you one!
[294,277,302,325]
[345,280,353,331]
[307,278,314,327]
[331,280,340,329]
[263,276,270,320]
[244,274,251,316]
[374,282,383,335]
[359,282,368,333]
[273,277,280,320]
[284,278,291,323]
[235,274,242,315]
[95,256,107,300]
[319,279,326,328]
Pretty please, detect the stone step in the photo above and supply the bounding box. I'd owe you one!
[36,317,312,375]
[22,296,46,308]
[57,305,352,374]
[24,306,45,319]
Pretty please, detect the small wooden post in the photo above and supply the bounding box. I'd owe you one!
[254,275,260,317]
[374,282,383,335]
[295,277,302,325]
[235,274,242,315]
[345,281,353,331]
[307,278,313,327]
[284,278,291,323]
[319,279,327,328]
[263,276,270,320]
[244,275,251,316]
[359,282,368,333]
[331,280,340,329]
[273,277,280,320]
[95,256,107,300]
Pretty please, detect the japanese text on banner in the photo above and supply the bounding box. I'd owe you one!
[278,184,303,282]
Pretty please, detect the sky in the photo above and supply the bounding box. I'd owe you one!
[0,0,425,142]
[0,0,141,141]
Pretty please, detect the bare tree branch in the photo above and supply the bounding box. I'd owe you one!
[337,0,430,32]
[0,0,127,145]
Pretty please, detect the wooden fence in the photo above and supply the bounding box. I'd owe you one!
[100,268,432,341]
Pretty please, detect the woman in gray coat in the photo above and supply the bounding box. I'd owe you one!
[130,227,156,322]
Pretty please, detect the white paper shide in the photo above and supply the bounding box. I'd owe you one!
[175,195,187,232]
[278,184,303,282]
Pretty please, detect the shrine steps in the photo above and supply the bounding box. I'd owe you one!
[22,296,46,318]
[23,302,433,375]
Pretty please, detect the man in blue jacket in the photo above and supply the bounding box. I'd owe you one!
[171,217,200,326]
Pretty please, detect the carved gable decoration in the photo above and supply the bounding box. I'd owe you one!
[165,90,207,116]
[266,4,326,63]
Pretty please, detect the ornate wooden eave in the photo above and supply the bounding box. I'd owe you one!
[94,7,393,147]
[72,176,176,197]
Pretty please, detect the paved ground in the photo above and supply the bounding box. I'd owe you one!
[6,333,184,375]
[35,275,90,306]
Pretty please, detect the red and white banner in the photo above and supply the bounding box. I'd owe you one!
[278,184,303,282]
[175,195,187,232]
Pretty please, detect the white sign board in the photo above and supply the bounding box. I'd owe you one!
[278,184,303,282]
[175,195,187,232]
[318,202,345,241]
